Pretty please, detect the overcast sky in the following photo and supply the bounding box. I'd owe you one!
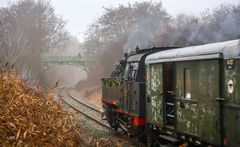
[1,0,240,42]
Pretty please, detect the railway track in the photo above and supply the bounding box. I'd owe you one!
[67,88,104,114]
[58,87,148,146]
[59,87,112,130]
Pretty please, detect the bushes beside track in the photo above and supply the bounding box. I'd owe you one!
[0,69,79,146]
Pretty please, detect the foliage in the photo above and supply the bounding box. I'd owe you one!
[0,68,79,146]
[0,0,69,81]
[103,78,123,88]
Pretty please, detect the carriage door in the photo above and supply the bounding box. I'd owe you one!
[163,63,175,129]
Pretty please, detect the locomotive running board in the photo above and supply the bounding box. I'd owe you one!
[159,134,179,144]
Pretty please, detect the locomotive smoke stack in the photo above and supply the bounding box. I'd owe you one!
[135,46,139,53]
[124,53,128,60]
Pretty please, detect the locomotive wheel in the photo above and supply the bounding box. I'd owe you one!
[137,133,147,144]
[147,129,163,147]
[106,106,117,129]
[147,130,154,147]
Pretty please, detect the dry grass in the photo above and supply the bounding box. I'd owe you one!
[0,69,79,146]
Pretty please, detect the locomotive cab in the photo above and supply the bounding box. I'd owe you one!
[111,59,126,78]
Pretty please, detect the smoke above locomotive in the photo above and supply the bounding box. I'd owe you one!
[123,4,240,54]
[123,17,163,53]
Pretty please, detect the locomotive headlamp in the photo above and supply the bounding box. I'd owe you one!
[227,79,234,94]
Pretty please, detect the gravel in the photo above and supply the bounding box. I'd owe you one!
[57,87,145,147]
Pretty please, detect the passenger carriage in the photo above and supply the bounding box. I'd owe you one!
[145,39,240,146]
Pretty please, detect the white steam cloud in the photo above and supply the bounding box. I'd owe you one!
[123,18,162,53]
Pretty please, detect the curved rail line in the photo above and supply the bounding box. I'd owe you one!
[67,88,104,113]
[59,87,112,130]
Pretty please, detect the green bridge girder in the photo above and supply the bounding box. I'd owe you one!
[41,55,89,73]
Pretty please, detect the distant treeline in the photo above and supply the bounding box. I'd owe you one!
[0,0,68,82]
[1,1,240,86]
[80,1,240,87]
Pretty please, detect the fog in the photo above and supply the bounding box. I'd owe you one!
[1,0,240,101]
[40,65,87,88]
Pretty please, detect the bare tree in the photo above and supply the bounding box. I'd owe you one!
[160,4,240,47]
[82,1,169,57]
[80,1,169,87]
[0,0,69,81]
[80,2,240,89]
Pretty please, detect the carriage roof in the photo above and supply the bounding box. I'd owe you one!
[146,39,240,64]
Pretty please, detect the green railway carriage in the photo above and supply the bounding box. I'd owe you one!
[145,39,240,146]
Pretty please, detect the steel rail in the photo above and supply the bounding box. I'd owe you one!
[67,88,103,113]
[59,87,112,130]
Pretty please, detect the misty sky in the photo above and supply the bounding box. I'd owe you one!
[1,0,240,42]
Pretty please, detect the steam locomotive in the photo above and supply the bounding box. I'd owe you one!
[102,39,240,146]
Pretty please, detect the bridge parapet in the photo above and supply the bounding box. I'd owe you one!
[41,56,88,62]
[41,55,89,73]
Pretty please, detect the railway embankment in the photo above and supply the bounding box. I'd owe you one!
[0,69,142,146]
[0,69,79,146]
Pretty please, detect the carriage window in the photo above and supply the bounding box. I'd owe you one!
[184,68,191,99]
[128,62,139,81]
